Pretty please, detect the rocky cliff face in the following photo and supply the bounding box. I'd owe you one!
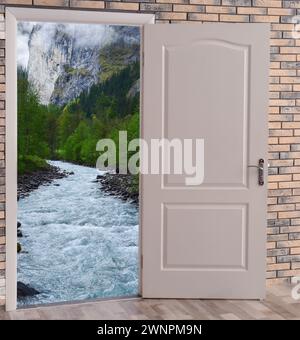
[49,35,101,107]
[25,23,140,107]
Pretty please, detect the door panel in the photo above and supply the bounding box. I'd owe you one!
[164,39,248,188]
[142,24,269,299]
[163,204,247,269]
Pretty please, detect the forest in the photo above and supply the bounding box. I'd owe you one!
[17,62,140,176]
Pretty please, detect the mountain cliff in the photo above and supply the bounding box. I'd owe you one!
[23,23,140,107]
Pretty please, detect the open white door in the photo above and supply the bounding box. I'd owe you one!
[141,24,269,299]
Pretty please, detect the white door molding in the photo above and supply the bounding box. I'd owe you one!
[5,6,154,312]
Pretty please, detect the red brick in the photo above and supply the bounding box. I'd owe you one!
[34,0,68,6]
[70,1,105,9]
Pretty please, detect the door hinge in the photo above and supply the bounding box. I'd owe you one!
[141,254,143,269]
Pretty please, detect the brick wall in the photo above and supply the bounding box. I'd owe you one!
[0,0,300,305]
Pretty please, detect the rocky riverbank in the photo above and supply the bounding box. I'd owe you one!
[17,163,74,299]
[97,173,139,205]
[18,164,74,199]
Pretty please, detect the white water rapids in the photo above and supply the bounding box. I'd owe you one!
[17,161,139,306]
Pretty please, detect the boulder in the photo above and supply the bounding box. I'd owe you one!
[17,281,39,298]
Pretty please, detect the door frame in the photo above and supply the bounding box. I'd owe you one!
[5,6,154,312]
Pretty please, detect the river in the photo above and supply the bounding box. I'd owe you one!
[17,161,139,306]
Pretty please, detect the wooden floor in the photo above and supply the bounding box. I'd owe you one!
[1,284,299,320]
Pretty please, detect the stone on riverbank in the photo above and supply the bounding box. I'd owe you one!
[17,221,23,237]
[17,281,39,298]
[18,165,73,199]
[97,173,139,204]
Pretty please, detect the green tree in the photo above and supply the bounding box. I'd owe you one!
[62,120,90,163]
[17,68,51,174]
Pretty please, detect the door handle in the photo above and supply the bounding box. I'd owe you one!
[248,159,264,186]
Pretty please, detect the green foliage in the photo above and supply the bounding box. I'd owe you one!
[56,62,140,169]
[99,41,139,82]
[17,68,56,173]
[18,69,50,159]
[78,62,140,119]
[45,104,61,159]
[57,100,84,147]
[61,120,90,163]
[64,64,90,77]
[128,174,139,196]
[18,155,49,175]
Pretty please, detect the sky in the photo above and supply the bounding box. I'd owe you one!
[17,21,108,69]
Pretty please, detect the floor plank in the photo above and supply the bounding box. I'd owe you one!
[0,284,299,320]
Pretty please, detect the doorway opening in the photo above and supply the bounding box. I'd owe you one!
[17,21,140,307]
[6,7,154,311]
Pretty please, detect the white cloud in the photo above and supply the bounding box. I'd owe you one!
[17,22,34,69]
[65,23,108,48]
[17,21,110,69]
